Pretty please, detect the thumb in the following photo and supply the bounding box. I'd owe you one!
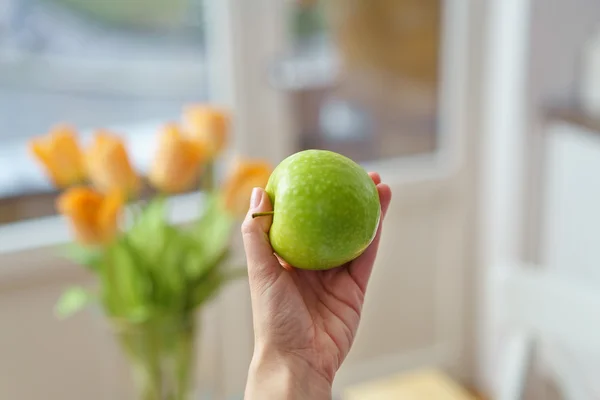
[241,188,282,287]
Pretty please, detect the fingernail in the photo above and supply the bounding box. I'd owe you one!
[250,187,262,208]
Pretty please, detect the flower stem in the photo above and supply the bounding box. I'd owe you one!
[116,315,196,400]
[201,162,215,192]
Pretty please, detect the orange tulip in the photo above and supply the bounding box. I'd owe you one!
[86,131,140,196]
[183,105,229,159]
[57,187,123,245]
[221,159,272,216]
[29,125,86,188]
[149,124,207,193]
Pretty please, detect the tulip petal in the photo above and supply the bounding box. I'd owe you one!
[57,187,123,246]
[99,189,124,243]
[221,159,272,216]
[183,105,230,159]
[29,125,86,187]
[149,124,207,193]
[87,131,140,196]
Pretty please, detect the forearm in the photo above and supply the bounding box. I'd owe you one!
[245,348,332,400]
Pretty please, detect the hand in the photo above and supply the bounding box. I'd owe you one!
[242,173,392,400]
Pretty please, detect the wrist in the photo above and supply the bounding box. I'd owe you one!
[245,346,332,400]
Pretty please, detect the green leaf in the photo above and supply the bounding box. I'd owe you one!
[100,240,150,320]
[185,239,230,283]
[139,197,167,226]
[190,193,235,278]
[59,243,103,271]
[127,197,168,261]
[188,266,246,310]
[154,225,190,308]
[55,287,95,319]
[188,270,225,310]
[124,198,185,309]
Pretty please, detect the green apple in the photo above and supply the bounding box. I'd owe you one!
[261,149,380,270]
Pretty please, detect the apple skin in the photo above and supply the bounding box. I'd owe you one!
[265,149,380,270]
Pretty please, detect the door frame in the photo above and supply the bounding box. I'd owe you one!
[204,0,487,396]
[477,0,532,396]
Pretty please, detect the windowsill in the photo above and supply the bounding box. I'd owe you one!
[0,190,206,257]
[0,191,218,284]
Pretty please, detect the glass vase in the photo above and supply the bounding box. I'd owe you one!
[113,313,197,400]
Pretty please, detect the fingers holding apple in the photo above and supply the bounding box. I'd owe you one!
[242,187,283,290]
[274,253,294,271]
[368,171,382,185]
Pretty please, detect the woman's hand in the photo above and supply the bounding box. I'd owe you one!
[242,173,392,400]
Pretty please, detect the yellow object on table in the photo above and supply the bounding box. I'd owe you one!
[343,369,475,400]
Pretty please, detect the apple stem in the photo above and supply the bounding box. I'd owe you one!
[251,211,275,219]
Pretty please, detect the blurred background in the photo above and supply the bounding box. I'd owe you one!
[0,0,599,399]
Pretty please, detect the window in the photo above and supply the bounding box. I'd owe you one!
[0,0,209,224]
[273,0,442,163]
[0,0,446,226]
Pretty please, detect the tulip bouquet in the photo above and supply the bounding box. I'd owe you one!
[30,105,271,400]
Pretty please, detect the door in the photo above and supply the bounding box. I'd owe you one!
[206,0,481,397]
